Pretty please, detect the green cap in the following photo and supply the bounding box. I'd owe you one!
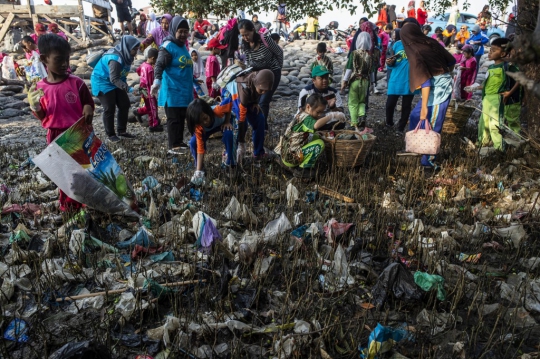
[311,65,330,78]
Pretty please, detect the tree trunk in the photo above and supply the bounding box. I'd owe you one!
[517,0,540,137]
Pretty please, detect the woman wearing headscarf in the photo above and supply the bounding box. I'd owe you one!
[360,21,381,95]
[388,5,397,27]
[137,14,147,38]
[91,36,140,142]
[347,17,369,57]
[341,32,374,129]
[140,14,172,51]
[146,13,159,35]
[213,69,274,162]
[400,21,456,169]
[151,16,193,155]
[385,28,414,132]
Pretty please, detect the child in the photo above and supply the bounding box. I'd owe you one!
[191,48,206,96]
[347,29,357,49]
[341,32,373,129]
[472,38,521,150]
[270,33,281,45]
[186,98,236,185]
[453,43,464,64]
[436,33,445,47]
[459,45,477,100]
[311,43,334,82]
[276,94,345,178]
[378,24,391,71]
[205,37,222,98]
[134,48,162,132]
[21,36,39,60]
[48,23,68,41]
[27,34,94,211]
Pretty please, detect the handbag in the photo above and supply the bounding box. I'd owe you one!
[405,119,441,155]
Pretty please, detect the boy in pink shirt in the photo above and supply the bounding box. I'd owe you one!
[378,24,391,72]
[205,37,223,98]
[134,48,161,132]
[28,34,94,211]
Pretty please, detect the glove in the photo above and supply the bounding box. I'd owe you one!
[464,83,481,93]
[237,142,246,164]
[27,83,44,112]
[140,88,148,97]
[150,80,161,97]
[191,170,205,186]
[212,82,220,91]
[332,112,347,123]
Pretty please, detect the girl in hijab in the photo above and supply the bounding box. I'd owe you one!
[137,14,147,38]
[385,28,415,132]
[400,21,456,169]
[191,48,206,96]
[151,16,193,155]
[213,69,274,163]
[146,12,159,35]
[91,35,139,142]
[360,21,381,95]
[140,14,172,51]
[341,32,374,130]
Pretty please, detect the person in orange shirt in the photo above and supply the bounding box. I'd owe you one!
[455,25,470,46]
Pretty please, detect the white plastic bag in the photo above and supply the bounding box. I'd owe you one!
[1,55,17,80]
[25,51,47,82]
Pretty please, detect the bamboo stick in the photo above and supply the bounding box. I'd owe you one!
[316,185,355,203]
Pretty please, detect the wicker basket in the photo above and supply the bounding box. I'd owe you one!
[318,130,377,168]
[443,100,476,134]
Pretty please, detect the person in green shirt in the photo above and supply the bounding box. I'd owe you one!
[275,93,346,178]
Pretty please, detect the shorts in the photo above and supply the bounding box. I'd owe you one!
[116,7,131,22]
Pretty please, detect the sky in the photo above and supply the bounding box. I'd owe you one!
[122,0,513,30]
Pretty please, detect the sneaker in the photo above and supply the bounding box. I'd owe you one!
[118,132,136,139]
[108,135,121,143]
[373,88,382,95]
[149,125,164,133]
[167,143,189,155]
[132,109,144,124]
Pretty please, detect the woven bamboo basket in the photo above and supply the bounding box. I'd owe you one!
[443,100,476,134]
[318,129,377,168]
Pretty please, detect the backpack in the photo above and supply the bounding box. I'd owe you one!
[216,63,251,89]
[87,49,106,68]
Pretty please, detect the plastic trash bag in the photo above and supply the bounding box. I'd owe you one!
[222,196,241,220]
[48,340,111,359]
[3,318,29,343]
[414,271,446,300]
[193,212,221,251]
[33,118,138,217]
[322,245,355,291]
[117,227,155,249]
[324,218,354,244]
[262,212,292,242]
[360,323,410,359]
[286,183,299,207]
[241,204,258,225]
[493,223,527,248]
[142,176,160,191]
[1,55,17,80]
[371,263,423,308]
[25,51,47,82]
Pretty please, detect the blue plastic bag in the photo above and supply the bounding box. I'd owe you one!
[360,323,410,359]
[116,227,154,249]
[4,318,29,343]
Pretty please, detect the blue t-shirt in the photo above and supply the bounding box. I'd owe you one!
[387,41,414,96]
[158,41,194,108]
[421,73,453,106]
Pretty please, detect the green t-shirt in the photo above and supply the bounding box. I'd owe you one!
[484,63,505,95]
[292,115,317,132]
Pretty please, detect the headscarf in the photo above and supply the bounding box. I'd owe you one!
[400,22,456,92]
[388,5,397,22]
[146,13,159,35]
[139,13,147,21]
[356,32,372,51]
[191,49,203,78]
[471,24,480,33]
[360,21,377,54]
[162,14,173,23]
[407,1,415,11]
[107,35,139,66]
[163,16,189,47]
[237,69,274,105]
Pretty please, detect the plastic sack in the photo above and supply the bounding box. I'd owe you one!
[286,183,299,207]
[221,196,241,220]
[193,212,221,251]
[262,212,292,242]
[324,219,354,244]
[49,340,111,359]
[25,51,47,82]
[1,55,17,80]
[414,271,446,300]
[3,318,29,343]
[33,118,138,217]
[360,323,410,359]
[371,263,423,309]
[117,227,155,249]
[86,49,106,68]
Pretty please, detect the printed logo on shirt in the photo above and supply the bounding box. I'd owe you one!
[178,55,193,69]
[65,91,78,104]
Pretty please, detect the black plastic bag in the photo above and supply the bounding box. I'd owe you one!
[371,262,423,309]
[48,341,111,359]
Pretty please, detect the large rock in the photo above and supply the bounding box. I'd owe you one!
[3,29,23,52]
[280,77,290,85]
[0,108,25,118]
[3,101,27,110]
[0,85,23,94]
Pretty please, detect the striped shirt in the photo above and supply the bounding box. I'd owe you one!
[243,33,283,71]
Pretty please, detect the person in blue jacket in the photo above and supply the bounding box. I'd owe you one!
[91,35,140,142]
[150,16,193,155]
[465,25,488,75]
[385,28,415,133]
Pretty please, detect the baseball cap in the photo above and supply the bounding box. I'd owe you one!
[206,37,227,50]
[311,65,330,78]
[396,13,405,21]
[49,23,59,31]
[35,23,46,34]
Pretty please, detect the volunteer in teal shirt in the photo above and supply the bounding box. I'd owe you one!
[151,16,194,155]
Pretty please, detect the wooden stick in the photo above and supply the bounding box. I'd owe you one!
[55,279,206,302]
[316,185,355,203]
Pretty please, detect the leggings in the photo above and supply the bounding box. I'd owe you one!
[165,106,187,148]
[98,88,130,137]
[386,94,414,131]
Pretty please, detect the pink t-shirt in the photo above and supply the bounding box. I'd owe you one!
[136,62,154,92]
[379,31,389,47]
[36,75,94,130]
[205,55,220,78]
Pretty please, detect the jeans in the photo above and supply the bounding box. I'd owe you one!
[386,94,414,131]
[258,68,281,130]
[237,107,265,156]
[165,106,187,148]
[190,126,236,166]
[98,88,130,137]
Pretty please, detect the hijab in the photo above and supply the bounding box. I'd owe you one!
[146,13,159,35]
[237,69,274,105]
[400,22,456,92]
[360,21,377,54]
[107,35,139,66]
[150,13,172,45]
[388,5,397,22]
[191,49,203,78]
[356,32,372,51]
[164,16,189,47]
[407,1,415,11]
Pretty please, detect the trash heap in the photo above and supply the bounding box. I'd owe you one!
[1,112,540,359]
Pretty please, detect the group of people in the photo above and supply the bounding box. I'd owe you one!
[26,4,523,210]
